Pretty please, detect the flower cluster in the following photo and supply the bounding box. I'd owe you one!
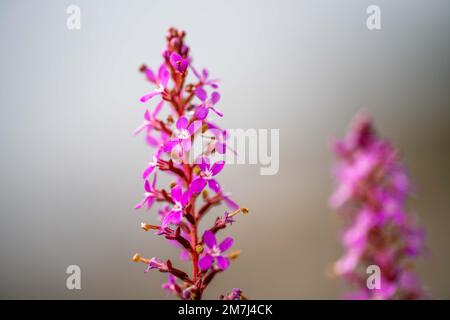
[132,28,248,300]
[329,113,427,299]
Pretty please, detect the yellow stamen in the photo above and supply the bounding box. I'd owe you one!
[140,222,159,231]
[132,253,150,264]
[228,207,250,218]
[228,250,241,260]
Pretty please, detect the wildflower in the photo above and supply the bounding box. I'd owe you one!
[163,116,200,153]
[134,174,158,210]
[144,257,167,273]
[140,64,170,103]
[162,275,178,295]
[220,288,245,300]
[191,66,219,88]
[194,87,222,120]
[190,158,225,193]
[161,185,191,228]
[198,230,233,271]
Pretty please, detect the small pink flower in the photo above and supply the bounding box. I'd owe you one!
[191,66,219,88]
[163,116,201,153]
[142,151,162,180]
[194,87,222,120]
[198,230,233,271]
[135,174,158,210]
[161,185,191,228]
[140,64,170,103]
[190,157,224,193]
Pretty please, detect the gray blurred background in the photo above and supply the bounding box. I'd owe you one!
[0,0,449,299]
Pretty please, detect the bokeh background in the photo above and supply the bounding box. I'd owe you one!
[0,0,449,299]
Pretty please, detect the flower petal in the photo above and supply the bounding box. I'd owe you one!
[223,195,239,210]
[211,92,220,105]
[171,185,182,202]
[190,177,207,194]
[162,210,182,228]
[216,256,230,270]
[208,179,221,193]
[219,237,234,252]
[203,230,217,248]
[158,64,169,87]
[195,87,207,102]
[151,172,158,188]
[144,180,151,192]
[195,105,208,120]
[170,52,181,66]
[198,254,213,271]
[145,68,157,83]
[176,116,188,130]
[134,198,146,210]
[142,164,155,180]
[211,161,225,176]
[179,59,189,73]
[146,197,155,210]
[181,190,191,207]
[146,134,159,147]
[162,140,178,153]
[153,100,164,116]
[140,91,161,103]
[197,157,210,172]
[133,122,148,136]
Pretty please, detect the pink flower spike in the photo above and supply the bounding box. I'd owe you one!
[330,113,427,299]
[132,28,246,300]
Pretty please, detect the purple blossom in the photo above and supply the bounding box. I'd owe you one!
[144,257,167,273]
[169,52,189,73]
[161,275,178,294]
[220,288,244,300]
[163,116,200,153]
[161,185,191,228]
[194,87,222,120]
[140,64,170,103]
[191,66,219,88]
[198,230,233,271]
[135,174,158,210]
[142,153,161,180]
[190,158,225,194]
